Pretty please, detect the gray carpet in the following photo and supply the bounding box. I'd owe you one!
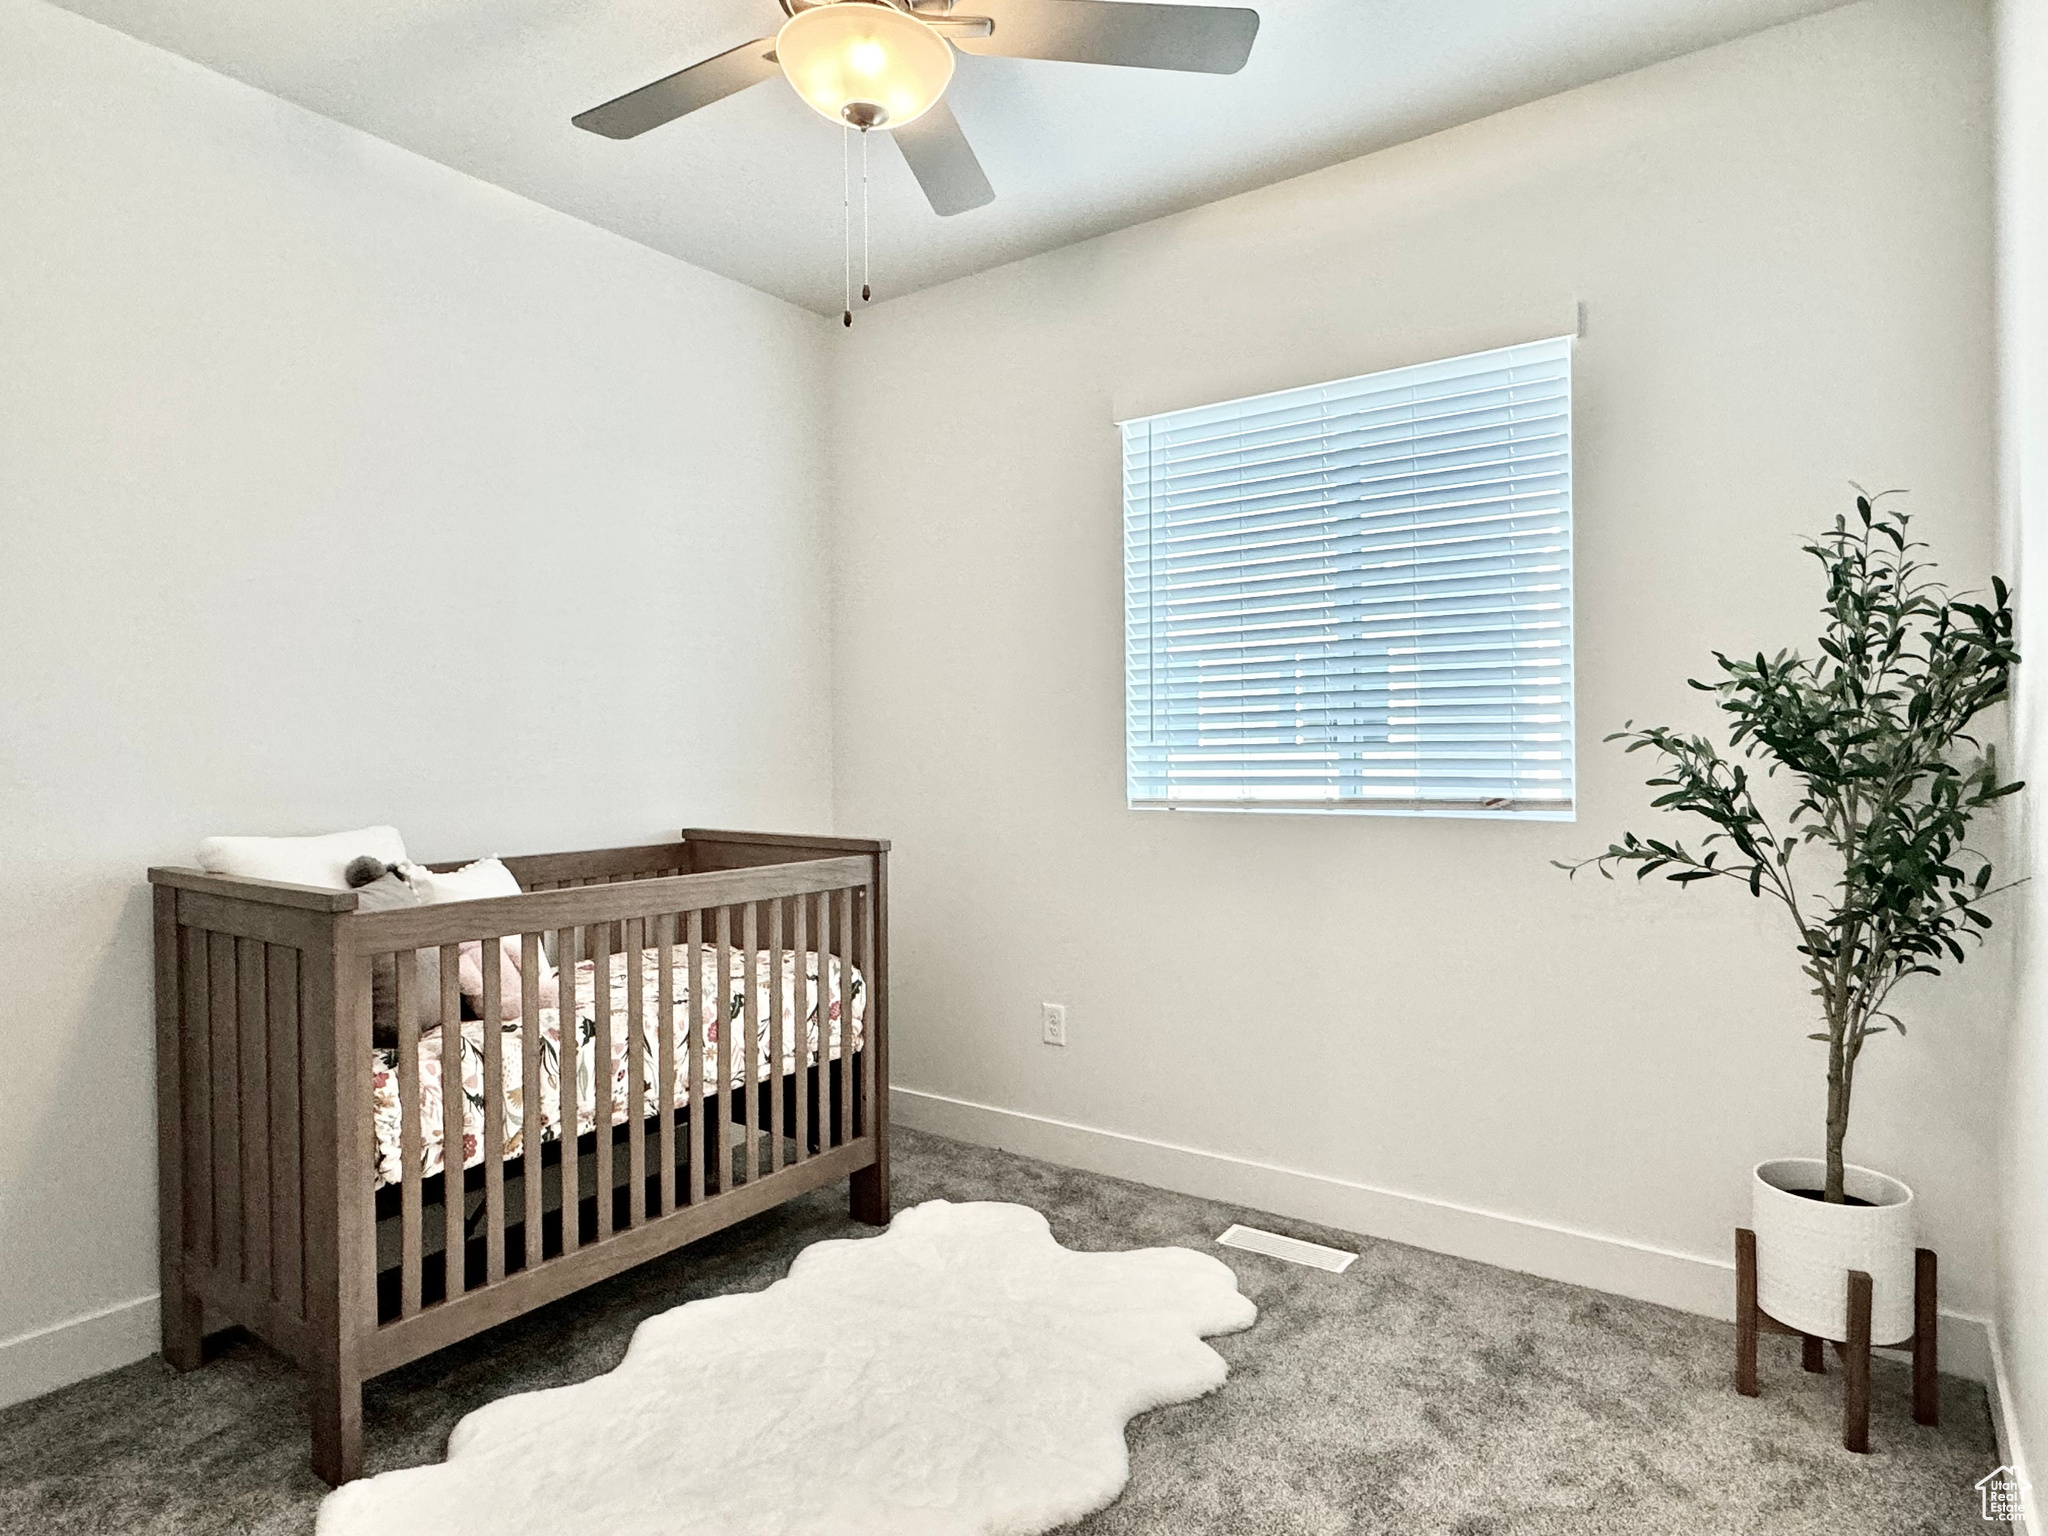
[0,1128,1999,1534]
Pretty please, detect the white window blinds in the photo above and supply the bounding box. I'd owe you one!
[1122,336,1574,816]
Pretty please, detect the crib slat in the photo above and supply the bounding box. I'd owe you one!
[761,897,774,1171]
[839,889,855,1150]
[836,887,851,1149]
[593,920,614,1238]
[441,942,462,1033]
[711,906,731,1195]
[739,902,758,1183]
[844,894,858,1144]
[484,942,513,1286]
[821,893,837,1149]
[396,950,423,1320]
[848,892,861,1141]
[207,931,241,1279]
[180,926,213,1273]
[833,888,849,1149]
[864,884,880,1146]
[626,917,647,1226]
[265,944,303,1314]
[685,909,704,1207]
[820,891,838,1148]
[521,934,543,1273]
[657,913,676,1217]
[845,887,861,1143]
[557,927,580,1257]
[851,888,868,1146]
[792,894,809,1162]
[446,941,478,1302]
[234,939,271,1298]
[348,954,379,1336]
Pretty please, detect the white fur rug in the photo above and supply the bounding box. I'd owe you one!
[317,1201,1256,1536]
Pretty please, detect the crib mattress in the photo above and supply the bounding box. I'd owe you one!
[370,945,865,1190]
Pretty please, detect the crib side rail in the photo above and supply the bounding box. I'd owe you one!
[681,827,891,873]
[466,842,689,889]
[343,857,867,950]
[343,850,886,1380]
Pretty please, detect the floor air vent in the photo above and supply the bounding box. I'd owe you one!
[1216,1224,1358,1273]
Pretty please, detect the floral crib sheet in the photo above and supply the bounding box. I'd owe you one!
[371,945,865,1189]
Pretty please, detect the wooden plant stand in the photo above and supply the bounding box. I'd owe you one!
[1735,1227,1938,1453]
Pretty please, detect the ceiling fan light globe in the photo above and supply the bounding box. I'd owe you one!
[776,3,955,131]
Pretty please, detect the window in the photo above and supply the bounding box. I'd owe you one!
[1122,336,1574,817]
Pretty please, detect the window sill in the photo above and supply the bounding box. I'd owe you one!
[1128,801,1576,823]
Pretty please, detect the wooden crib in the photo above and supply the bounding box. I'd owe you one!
[147,828,889,1485]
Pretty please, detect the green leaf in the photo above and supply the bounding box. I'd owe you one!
[1559,488,2019,1143]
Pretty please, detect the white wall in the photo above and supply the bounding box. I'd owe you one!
[1999,0,2048,1514]
[0,0,834,1402]
[832,0,2010,1345]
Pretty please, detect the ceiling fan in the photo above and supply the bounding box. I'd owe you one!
[571,0,1262,218]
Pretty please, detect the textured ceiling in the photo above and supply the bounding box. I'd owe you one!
[47,0,1852,313]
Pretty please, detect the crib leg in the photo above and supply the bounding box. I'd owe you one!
[155,885,203,1374]
[850,1162,890,1227]
[159,1280,203,1372]
[310,1362,364,1487]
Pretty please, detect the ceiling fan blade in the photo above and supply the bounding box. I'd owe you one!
[952,0,1258,74]
[893,99,996,217]
[572,38,780,140]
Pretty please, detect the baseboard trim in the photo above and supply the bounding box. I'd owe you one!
[1988,1319,2039,1533]
[893,1086,1995,1385]
[0,1293,161,1412]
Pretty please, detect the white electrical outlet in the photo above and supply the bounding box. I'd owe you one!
[1041,1002,1068,1046]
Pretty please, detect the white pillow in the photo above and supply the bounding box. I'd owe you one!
[407,859,560,997]
[407,856,522,905]
[198,825,408,889]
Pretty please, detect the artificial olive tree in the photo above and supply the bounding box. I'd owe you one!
[1564,495,2020,1203]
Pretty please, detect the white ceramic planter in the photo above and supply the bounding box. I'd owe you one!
[1752,1158,1915,1343]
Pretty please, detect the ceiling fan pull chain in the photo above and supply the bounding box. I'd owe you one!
[842,123,853,328]
[861,127,872,305]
